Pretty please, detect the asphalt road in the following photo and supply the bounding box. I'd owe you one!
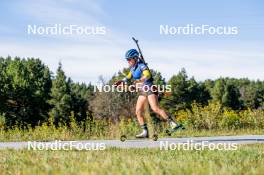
[1,135,264,150]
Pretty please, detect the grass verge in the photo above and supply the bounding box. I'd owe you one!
[1,144,264,175]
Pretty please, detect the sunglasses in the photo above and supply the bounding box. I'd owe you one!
[127,57,137,61]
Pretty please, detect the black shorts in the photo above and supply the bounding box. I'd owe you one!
[138,85,159,96]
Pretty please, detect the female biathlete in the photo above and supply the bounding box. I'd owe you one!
[115,49,183,138]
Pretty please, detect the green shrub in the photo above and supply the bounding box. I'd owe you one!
[220,110,241,129]
[185,102,222,129]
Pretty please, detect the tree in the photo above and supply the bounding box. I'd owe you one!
[70,82,94,122]
[211,78,225,102]
[90,73,137,121]
[160,68,191,114]
[49,63,72,125]
[222,83,241,110]
[160,68,211,115]
[1,57,52,127]
[0,57,9,113]
[210,78,242,110]
[189,78,211,105]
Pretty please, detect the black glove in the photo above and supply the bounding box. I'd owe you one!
[113,80,124,87]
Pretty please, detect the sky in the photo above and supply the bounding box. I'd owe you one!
[0,0,263,84]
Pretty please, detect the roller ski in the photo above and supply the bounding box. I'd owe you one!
[120,124,158,142]
[120,134,158,142]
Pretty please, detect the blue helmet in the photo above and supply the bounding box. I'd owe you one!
[125,49,139,60]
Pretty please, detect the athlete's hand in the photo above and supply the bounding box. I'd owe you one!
[113,80,124,87]
[133,80,143,84]
[163,92,172,97]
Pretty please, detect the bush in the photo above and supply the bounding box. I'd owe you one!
[239,109,264,129]
[176,102,264,130]
[220,110,241,129]
[0,113,5,130]
[185,102,222,129]
[1,102,264,141]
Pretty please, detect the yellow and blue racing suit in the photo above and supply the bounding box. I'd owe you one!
[123,62,156,96]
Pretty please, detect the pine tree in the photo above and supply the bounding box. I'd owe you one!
[160,68,190,114]
[49,63,72,125]
[1,57,52,127]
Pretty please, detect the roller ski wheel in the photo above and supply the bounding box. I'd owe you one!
[152,134,158,141]
[120,135,127,142]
